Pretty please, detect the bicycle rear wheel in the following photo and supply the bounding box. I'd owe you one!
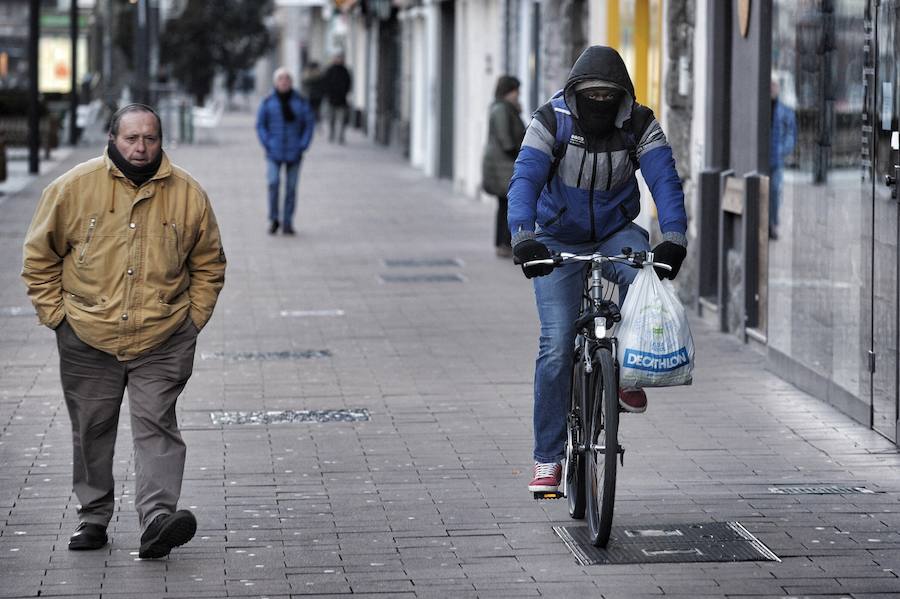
[585,346,618,547]
[566,348,587,519]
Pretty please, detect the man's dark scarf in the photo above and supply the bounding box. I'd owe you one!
[107,140,162,187]
[277,90,296,122]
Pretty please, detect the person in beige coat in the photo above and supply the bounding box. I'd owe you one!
[21,104,226,558]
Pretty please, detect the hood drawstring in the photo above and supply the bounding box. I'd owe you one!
[109,180,116,213]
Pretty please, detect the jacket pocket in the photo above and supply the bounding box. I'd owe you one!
[541,205,568,229]
[164,222,183,276]
[77,215,99,265]
[63,289,106,313]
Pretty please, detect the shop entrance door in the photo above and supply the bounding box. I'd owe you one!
[870,0,899,442]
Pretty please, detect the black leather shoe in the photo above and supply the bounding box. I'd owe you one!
[269,220,280,235]
[282,224,295,235]
[139,510,197,559]
[68,522,108,550]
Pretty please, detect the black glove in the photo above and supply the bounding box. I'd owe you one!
[513,239,554,279]
[652,241,686,280]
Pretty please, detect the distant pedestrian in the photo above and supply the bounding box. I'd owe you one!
[21,103,227,558]
[322,53,352,144]
[481,75,526,258]
[769,77,796,241]
[256,67,315,235]
[302,61,325,122]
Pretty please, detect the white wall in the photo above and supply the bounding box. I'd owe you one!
[687,0,707,242]
[587,0,608,45]
[422,0,441,177]
[402,7,430,169]
[453,0,503,199]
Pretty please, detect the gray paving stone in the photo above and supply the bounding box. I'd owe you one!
[2,114,900,599]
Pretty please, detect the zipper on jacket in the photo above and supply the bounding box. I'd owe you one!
[606,151,613,191]
[78,217,97,263]
[588,153,598,241]
[576,148,588,188]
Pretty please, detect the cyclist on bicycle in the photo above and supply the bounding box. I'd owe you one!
[508,46,688,493]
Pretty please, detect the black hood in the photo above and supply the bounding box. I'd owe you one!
[563,46,635,127]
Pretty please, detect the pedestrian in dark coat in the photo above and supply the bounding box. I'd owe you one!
[481,75,526,257]
[322,54,352,144]
[256,67,315,235]
[302,62,325,122]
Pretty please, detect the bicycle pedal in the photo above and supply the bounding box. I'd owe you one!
[533,491,565,500]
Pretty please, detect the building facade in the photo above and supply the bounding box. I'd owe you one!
[696,0,899,445]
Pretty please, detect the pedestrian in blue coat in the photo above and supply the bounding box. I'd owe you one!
[256,67,315,235]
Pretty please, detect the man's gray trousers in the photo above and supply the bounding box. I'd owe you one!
[55,317,198,532]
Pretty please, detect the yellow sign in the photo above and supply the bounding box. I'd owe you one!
[39,36,87,93]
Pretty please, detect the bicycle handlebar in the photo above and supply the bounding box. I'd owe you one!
[520,250,673,272]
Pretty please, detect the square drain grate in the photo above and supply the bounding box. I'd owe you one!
[379,273,465,283]
[210,409,369,425]
[383,258,463,268]
[200,350,332,361]
[769,485,875,495]
[554,522,780,566]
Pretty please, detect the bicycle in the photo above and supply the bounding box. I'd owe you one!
[523,247,671,547]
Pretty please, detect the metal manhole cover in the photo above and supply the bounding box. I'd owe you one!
[210,409,369,425]
[769,486,876,495]
[554,522,779,566]
[200,350,331,361]
[383,258,463,268]
[380,273,465,283]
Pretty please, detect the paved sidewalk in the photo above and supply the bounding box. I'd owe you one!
[1,113,899,598]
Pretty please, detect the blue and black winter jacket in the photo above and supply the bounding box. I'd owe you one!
[508,46,687,247]
[255,90,315,164]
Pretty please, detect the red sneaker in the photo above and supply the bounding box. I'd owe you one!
[618,387,647,413]
[528,462,562,492]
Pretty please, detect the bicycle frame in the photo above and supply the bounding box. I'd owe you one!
[525,249,670,546]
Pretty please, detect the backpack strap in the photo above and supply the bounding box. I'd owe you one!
[546,92,573,187]
[622,104,654,170]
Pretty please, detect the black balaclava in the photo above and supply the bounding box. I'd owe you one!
[107,140,162,187]
[575,93,620,138]
[277,89,296,122]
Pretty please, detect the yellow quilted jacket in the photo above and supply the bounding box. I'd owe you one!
[22,149,226,361]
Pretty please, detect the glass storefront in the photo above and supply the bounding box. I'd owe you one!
[769,0,899,441]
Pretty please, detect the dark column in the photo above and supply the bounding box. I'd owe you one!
[69,0,79,145]
[134,0,149,104]
[696,0,732,308]
[28,0,40,174]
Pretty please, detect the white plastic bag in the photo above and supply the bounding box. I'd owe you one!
[616,267,694,388]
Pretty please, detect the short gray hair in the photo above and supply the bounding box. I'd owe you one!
[108,103,163,141]
[272,67,292,84]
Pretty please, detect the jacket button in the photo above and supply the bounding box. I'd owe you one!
[121,313,128,321]
[127,268,134,275]
[129,223,136,229]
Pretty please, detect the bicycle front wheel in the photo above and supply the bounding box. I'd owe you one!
[566,348,587,519]
[585,346,619,547]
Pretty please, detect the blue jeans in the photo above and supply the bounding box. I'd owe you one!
[531,223,650,463]
[769,166,783,229]
[267,159,301,225]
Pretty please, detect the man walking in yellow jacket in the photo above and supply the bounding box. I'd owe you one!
[21,104,226,558]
